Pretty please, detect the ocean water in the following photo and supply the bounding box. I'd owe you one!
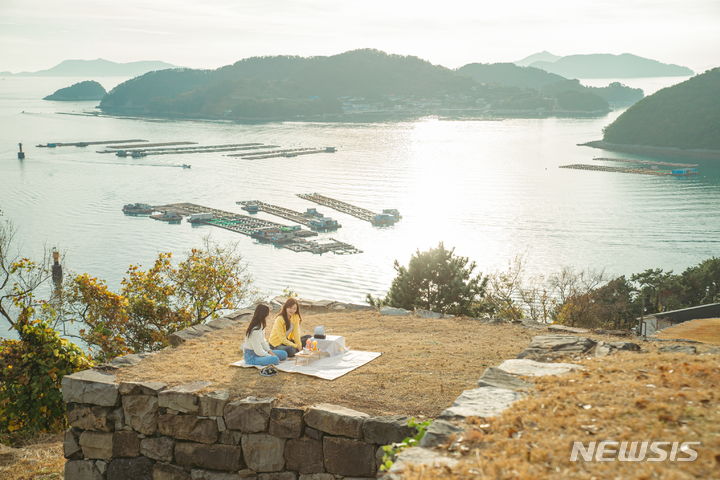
[1,74,718,338]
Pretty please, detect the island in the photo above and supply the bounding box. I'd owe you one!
[43,80,107,101]
[582,68,720,159]
[516,52,694,78]
[99,49,642,122]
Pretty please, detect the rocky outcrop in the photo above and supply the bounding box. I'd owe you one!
[517,335,597,360]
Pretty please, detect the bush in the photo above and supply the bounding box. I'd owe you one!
[64,241,253,362]
[369,243,488,316]
[0,320,92,442]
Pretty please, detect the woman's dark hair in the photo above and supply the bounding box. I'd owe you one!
[246,304,270,337]
[279,297,302,330]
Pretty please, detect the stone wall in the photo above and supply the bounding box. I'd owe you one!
[62,369,418,480]
[62,334,412,480]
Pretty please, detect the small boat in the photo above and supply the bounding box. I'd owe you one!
[150,211,182,223]
[182,164,191,169]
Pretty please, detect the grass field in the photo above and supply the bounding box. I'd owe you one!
[404,351,720,479]
[115,310,540,416]
[656,317,720,345]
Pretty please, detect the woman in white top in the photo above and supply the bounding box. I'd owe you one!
[243,304,288,366]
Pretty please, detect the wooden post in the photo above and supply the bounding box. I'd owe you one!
[52,249,63,288]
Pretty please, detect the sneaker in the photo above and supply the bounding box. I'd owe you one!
[260,366,276,377]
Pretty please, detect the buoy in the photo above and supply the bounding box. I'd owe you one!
[17,142,25,160]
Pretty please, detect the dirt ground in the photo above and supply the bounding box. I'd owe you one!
[0,433,64,480]
[656,317,720,345]
[116,310,541,417]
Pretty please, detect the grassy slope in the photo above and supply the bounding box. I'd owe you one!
[404,351,720,479]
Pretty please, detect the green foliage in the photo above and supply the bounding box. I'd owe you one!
[0,319,92,442]
[603,67,720,149]
[43,80,107,101]
[64,241,253,362]
[380,418,432,471]
[556,257,720,329]
[556,276,639,329]
[371,243,488,316]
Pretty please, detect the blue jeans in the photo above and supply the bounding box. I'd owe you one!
[271,335,312,357]
[244,349,288,366]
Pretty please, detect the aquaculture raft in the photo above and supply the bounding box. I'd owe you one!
[237,201,341,231]
[297,193,400,226]
[140,203,360,255]
[559,164,698,176]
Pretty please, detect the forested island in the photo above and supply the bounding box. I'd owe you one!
[588,68,720,156]
[43,80,107,101]
[99,49,642,122]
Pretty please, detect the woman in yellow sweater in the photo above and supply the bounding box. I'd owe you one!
[269,298,311,357]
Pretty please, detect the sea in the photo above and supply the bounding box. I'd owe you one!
[1,74,719,339]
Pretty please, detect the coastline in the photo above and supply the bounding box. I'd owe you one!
[580,140,720,160]
[69,107,612,125]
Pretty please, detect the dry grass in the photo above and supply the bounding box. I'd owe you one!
[656,318,720,345]
[0,434,64,480]
[404,351,720,480]
[115,310,541,416]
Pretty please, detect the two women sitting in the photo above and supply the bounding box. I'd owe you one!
[244,297,312,367]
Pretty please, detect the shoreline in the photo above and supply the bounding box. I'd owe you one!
[580,140,720,160]
[90,107,612,124]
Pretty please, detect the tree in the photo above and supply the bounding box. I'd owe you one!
[678,257,720,306]
[64,239,253,361]
[0,221,55,328]
[369,243,488,316]
[630,268,679,314]
[0,218,91,442]
[484,255,526,320]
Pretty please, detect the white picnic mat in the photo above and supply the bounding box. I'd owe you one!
[230,350,381,380]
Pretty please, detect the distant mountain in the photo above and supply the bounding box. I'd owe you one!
[514,51,561,67]
[12,59,176,77]
[601,68,720,150]
[527,53,693,78]
[43,80,107,101]
[456,63,643,106]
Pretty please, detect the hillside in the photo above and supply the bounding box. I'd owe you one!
[602,68,720,150]
[530,53,693,78]
[457,63,568,89]
[457,63,642,106]
[12,59,175,77]
[100,50,621,121]
[43,80,106,101]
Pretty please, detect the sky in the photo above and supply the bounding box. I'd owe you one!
[1,0,718,73]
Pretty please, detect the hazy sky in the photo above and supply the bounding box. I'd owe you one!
[1,0,718,73]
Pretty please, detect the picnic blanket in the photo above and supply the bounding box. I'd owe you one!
[230,350,381,381]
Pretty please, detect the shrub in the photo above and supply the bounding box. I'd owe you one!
[0,320,92,442]
[64,241,253,361]
[369,243,488,316]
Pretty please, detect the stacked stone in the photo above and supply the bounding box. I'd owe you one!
[62,370,416,480]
